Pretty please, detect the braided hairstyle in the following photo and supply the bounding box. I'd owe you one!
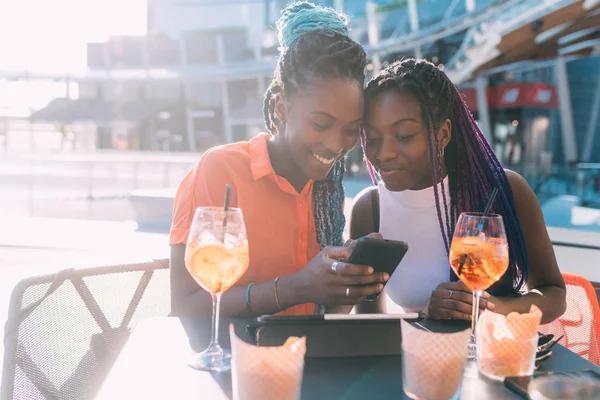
[363,59,528,295]
[264,2,367,249]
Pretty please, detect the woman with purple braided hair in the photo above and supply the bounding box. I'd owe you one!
[350,59,566,324]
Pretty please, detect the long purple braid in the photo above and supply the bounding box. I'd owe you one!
[363,59,529,294]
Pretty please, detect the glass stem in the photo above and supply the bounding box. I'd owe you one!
[209,292,222,349]
[471,290,483,336]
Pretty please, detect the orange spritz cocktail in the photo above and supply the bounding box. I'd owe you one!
[450,212,509,360]
[449,236,509,291]
[186,242,249,294]
[185,206,248,372]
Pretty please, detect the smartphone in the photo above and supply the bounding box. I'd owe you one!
[504,370,600,398]
[347,237,409,301]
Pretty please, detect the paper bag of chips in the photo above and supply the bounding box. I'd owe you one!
[477,305,542,378]
[401,320,471,400]
[230,324,306,400]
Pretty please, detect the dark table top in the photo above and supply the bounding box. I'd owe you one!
[96,317,599,400]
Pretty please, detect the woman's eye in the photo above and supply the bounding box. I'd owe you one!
[312,122,329,131]
[395,134,415,142]
[365,137,379,145]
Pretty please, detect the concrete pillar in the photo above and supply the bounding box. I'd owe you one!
[366,1,381,74]
[257,77,265,101]
[179,34,196,151]
[102,41,111,72]
[217,34,233,144]
[241,0,261,60]
[555,57,578,162]
[408,0,422,59]
[582,73,600,162]
[65,78,71,99]
[475,76,493,144]
[216,34,226,65]
[142,35,150,95]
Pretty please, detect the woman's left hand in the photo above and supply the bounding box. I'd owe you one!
[345,232,383,249]
[426,281,495,320]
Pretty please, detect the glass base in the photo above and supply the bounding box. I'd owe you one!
[467,335,477,360]
[404,380,463,400]
[478,368,507,382]
[187,346,231,372]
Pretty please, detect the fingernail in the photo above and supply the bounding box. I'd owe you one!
[487,302,495,310]
[383,273,390,281]
[367,267,374,274]
[378,284,384,291]
[483,292,491,299]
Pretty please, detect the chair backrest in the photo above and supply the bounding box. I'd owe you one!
[539,272,600,366]
[2,259,170,400]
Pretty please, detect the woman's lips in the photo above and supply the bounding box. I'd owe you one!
[378,168,402,177]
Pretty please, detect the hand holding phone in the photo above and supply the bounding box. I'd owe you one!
[292,245,388,306]
[347,237,409,300]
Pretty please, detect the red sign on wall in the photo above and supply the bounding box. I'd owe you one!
[458,82,558,111]
[495,83,558,109]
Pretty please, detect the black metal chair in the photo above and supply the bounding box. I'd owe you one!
[2,259,170,400]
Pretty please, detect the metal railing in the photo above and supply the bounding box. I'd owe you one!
[0,151,200,220]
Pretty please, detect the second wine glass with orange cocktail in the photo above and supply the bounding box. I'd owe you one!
[185,204,249,371]
[449,211,509,360]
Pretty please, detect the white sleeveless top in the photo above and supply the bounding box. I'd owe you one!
[379,177,452,313]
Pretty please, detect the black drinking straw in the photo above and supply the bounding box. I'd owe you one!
[457,187,499,276]
[478,187,499,231]
[221,184,231,243]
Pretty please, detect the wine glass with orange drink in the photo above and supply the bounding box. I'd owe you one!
[449,210,509,359]
[185,202,249,371]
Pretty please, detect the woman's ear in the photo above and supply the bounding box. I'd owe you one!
[438,119,452,149]
[274,93,287,124]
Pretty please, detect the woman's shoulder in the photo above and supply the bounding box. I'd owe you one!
[352,185,378,210]
[350,184,379,238]
[503,169,536,203]
[189,134,274,189]
[199,140,253,167]
[200,133,271,167]
[504,169,526,186]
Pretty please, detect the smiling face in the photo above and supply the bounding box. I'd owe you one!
[275,77,363,181]
[364,90,451,191]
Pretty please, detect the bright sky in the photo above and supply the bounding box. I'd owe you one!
[0,0,146,72]
[0,0,146,110]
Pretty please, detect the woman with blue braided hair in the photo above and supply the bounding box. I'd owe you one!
[350,59,566,324]
[170,2,388,318]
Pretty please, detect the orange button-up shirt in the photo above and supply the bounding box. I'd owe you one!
[170,133,319,315]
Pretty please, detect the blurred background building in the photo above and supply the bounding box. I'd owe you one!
[1,0,599,217]
[2,1,599,165]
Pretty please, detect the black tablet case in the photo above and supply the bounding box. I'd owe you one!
[248,317,415,358]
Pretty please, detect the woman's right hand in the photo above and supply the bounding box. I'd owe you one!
[290,246,389,306]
